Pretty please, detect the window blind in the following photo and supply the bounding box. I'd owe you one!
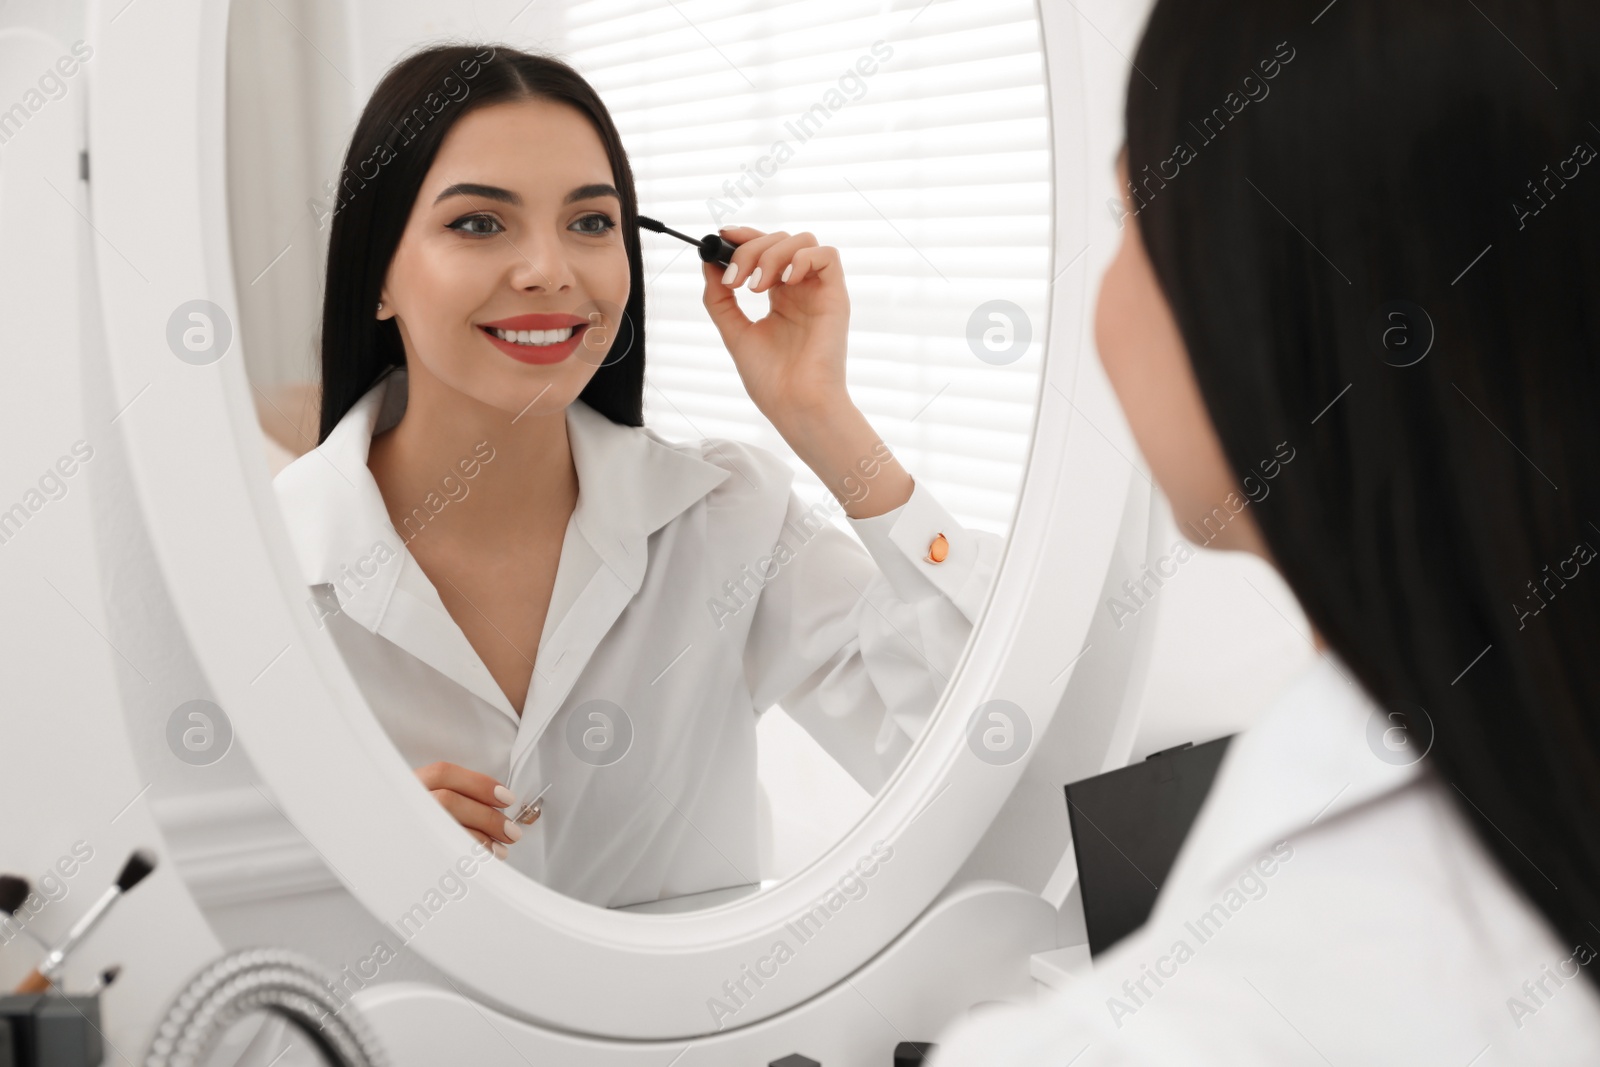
[545,0,1052,539]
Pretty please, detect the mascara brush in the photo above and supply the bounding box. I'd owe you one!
[637,215,738,268]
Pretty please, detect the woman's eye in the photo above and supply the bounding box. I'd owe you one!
[447,213,615,237]
[573,213,617,236]
[449,214,503,236]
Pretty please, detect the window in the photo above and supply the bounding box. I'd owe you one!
[531,0,1052,539]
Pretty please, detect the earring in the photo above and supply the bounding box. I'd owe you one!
[376,301,384,312]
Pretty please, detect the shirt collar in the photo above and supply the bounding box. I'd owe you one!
[272,366,732,633]
[1155,652,1428,901]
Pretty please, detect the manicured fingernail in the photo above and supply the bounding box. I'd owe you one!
[781,264,793,283]
[493,785,516,807]
[492,841,507,860]
[503,819,523,843]
[722,262,739,286]
[748,267,762,291]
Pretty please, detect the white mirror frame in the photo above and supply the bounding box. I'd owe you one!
[90,0,1131,1039]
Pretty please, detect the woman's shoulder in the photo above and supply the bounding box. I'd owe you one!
[932,770,1600,1065]
[932,659,1600,1064]
[1159,660,1597,1000]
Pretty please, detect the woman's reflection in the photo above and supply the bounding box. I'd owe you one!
[271,44,1003,909]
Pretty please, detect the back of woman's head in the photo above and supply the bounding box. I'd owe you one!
[1126,0,1600,973]
[317,43,646,442]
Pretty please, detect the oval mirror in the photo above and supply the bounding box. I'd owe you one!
[93,0,1128,1039]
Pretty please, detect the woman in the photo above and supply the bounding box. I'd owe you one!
[932,0,1600,1061]
[272,44,1002,908]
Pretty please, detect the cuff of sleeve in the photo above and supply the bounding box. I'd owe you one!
[846,477,981,614]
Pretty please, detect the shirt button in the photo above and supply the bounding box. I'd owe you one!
[925,532,949,564]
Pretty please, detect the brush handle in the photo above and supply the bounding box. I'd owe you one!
[38,885,117,981]
[14,968,50,994]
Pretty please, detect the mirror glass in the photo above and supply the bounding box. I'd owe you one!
[226,0,1051,912]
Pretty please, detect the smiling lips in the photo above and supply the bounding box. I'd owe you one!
[479,311,592,365]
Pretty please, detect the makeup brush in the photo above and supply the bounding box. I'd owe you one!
[0,875,50,952]
[14,849,156,994]
[82,964,121,996]
[637,215,738,268]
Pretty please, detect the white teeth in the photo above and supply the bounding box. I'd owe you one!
[488,325,575,345]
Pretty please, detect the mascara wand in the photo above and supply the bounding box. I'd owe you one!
[637,215,738,268]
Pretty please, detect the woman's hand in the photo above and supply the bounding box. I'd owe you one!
[700,226,852,429]
[413,761,534,860]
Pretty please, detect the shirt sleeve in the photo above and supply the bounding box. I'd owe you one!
[742,469,1006,795]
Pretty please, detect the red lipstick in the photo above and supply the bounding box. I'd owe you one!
[478,312,591,365]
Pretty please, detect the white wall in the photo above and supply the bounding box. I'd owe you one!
[0,15,227,1059]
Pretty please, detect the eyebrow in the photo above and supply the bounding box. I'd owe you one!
[432,182,620,208]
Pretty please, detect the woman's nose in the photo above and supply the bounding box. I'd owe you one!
[508,229,577,292]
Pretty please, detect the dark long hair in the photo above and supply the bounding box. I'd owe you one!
[316,43,646,443]
[1127,0,1600,982]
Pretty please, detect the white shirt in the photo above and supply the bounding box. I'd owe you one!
[273,367,1002,908]
[930,655,1600,1066]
